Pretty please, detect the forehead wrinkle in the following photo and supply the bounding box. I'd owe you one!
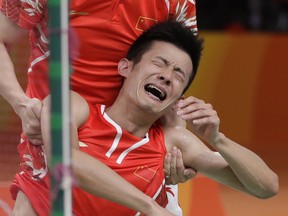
[155,56,186,77]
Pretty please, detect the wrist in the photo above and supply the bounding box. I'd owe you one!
[140,198,159,215]
[210,132,226,148]
[12,95,31,116]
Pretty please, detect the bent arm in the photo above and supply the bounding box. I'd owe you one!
[41,92,174,216]
[173,96,278,199]
[0,12,43,144]
[166,127,278,199]
[72,149,168,215]
[0,12,29,114]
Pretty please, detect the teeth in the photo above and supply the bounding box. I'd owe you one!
[145,84,166,101]
[148,85,164,96]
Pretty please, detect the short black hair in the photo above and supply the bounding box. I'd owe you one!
[126,20,204,93]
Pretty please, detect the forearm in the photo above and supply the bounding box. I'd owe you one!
[177,96,278,198]
[72,149,162,215]
[0,43,29,113]
[212,133,279,198]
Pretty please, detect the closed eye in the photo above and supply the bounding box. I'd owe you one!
[152,57,186,82]
[152,60,164,67]
[173,67,185,82]
[153,56,169,66]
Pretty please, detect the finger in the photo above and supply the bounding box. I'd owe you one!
[22,116,42,136]
[178,96,202,108]
[177,102,211,117]
[29,138,44,146]
[183,168,197,180]
[25,133,42,140]
[180,109,217,121]
[26,121,41,131]
[31,102,43,120]
[24,98,42,121]
[190,115,220,125]
[167,147,178,185]
[23,110,41,128]
[24,130,42,141]
[170,147,177,176]
[175,149,186,182]
[164,152,171,177]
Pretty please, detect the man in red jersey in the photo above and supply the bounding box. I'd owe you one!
[0,0,197,215]
[38,21,277,215]
[68,4,198,209]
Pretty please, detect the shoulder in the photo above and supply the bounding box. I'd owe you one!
[71,91,90,128]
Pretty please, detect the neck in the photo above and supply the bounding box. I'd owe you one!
[105,98,160,138]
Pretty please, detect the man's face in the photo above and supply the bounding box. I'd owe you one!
[122,41,193,115]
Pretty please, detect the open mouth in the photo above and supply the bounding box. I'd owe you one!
[144,84,167,101]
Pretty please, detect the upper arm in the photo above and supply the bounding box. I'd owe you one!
[0,12,28,46]
[70,91,90,149]
[41,91,90,161]
[164,126,224,171]
[41,91,90,134]
[71,91,90,128]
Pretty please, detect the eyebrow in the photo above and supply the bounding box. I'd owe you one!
[155,56,186,77]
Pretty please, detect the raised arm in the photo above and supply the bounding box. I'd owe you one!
[41,91,175,216]
[0,12,42,145]
[166,96,279,199]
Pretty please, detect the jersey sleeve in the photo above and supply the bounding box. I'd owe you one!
[169,0,198,34]
[0,0,46,30]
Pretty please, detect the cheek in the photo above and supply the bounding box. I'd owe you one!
[170,90,183,102]
[173,81,186,94]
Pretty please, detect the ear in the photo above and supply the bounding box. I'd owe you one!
[118,58,131,78]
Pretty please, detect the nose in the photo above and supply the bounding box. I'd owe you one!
[158,70,172,86]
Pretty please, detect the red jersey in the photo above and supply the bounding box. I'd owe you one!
[70,0,197,106]
[74,104,168,215]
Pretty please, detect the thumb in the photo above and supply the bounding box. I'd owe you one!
[31,99,43,120]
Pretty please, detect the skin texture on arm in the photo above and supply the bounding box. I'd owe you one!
[164,144,197,185]
[0,12,42,145]
[162,98,197,184]
[41,91,175,216]
[164,96,279,199]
